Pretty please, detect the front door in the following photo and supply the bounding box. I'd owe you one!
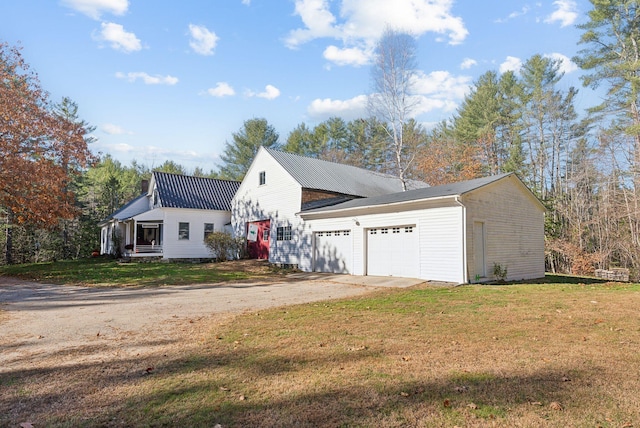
[247,220,270,260]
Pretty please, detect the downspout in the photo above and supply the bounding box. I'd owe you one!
[454,196,468,284]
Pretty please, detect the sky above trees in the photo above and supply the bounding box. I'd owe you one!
[0,0,593,171]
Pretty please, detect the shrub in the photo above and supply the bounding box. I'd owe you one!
[204,232,246,262]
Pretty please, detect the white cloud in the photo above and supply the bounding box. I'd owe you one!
[307,94,368,120]
[102,123,133,135]
[285,0,340,48]
[115,72,179,85]
[94,22,141,53]
[499,56,522,74]
[460,58,477,70]
[323,45,371,67]
[95,141,215,164]
[207,82,235,97]
[544,52,578,74]
[246,84,281,100]
[188,24,219,56]
[286,0,468,66]
[61,0,128,20]
[411,70,472,115]
[242,0,251,5]
[545,0,578,27]
[495,6,530,23]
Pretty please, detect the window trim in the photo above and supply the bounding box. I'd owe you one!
[259,171,266,186]
[276,225,292,241]
[204,223,214,240]
[178,222,190,240]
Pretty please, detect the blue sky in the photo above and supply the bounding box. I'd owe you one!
[1,0,594,172]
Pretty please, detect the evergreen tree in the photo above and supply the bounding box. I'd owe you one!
[217,118,280,180]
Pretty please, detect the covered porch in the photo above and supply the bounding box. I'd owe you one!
[126,209,164,257]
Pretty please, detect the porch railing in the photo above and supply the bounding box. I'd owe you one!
[135,245,163,254]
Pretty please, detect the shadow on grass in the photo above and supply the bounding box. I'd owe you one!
[488,273,610,286]
[1,337,625,427]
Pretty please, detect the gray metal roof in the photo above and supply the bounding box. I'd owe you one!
[264,147,427,197]
[154,172,241,211]
[99,194,149,225]
[300,172,514,214]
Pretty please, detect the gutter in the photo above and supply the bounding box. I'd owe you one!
[297,194,459,219]
[454,195,468,284]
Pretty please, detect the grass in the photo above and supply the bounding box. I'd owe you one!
[1,263,640,426]
[0,257,280,286]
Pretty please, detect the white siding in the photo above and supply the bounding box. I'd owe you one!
[462,176,545,281]
[231,148,308,267]
[161,208,232,259]
[304,204,465,282]
[417,206,465,283]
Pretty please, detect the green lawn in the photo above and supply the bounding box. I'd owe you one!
[0,257,270,286]
[1,261,639,426]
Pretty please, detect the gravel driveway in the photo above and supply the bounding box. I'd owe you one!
[0,275,388,371]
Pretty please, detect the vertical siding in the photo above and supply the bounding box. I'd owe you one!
[462,176,545,281]
[231,150,306,266]
[417,206,465,283]
[162,208,232,259]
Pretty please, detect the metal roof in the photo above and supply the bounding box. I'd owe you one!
[99,194,149,225]
[264,147,427,197]
[154,172,241,211]
[300,173,514,215]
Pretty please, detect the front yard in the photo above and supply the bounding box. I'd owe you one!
[1,260,639,427]
[0,257,281,286]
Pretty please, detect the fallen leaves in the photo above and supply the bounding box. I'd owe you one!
[549,401,564,411]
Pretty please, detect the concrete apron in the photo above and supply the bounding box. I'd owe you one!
[287,272,453,288]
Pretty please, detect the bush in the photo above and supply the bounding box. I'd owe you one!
[204,232,246,262]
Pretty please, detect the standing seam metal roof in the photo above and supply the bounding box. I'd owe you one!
[264,147,427,197]
[300,173,514,214]
[154,172,241,211]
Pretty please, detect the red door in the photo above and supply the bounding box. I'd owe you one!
[247,220,270,260]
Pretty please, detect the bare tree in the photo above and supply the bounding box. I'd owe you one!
[368,28,420,190]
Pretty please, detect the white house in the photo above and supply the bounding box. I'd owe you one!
[232,147,545,283]
[100,171,240,260]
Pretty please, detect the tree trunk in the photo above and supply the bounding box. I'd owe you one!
[5,211,13,265]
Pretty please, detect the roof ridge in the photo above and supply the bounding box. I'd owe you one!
[263,146,397,177]
[152,170,241,184]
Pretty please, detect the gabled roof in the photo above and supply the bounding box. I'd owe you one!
[153,171,240,211]
[300,173,517,215]
[264,147,427,197]
[99,194,149,225]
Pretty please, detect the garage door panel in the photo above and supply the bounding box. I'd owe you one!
[367,225,418,278]
[314,230,352,274]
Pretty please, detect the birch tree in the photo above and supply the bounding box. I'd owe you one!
[368,28,420,190]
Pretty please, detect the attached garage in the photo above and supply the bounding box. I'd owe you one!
[366,225,419,277]
[314,230,352,273]
[299,173,545,283]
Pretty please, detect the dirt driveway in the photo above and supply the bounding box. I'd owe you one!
[0,274,413,372]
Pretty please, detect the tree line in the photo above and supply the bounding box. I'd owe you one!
[2,1,639,279]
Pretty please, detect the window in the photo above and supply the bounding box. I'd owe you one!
[204,223,214,239]
[370,229,377,235]
[259,171,266,185]
[276,225,292,241]
[263,229,270,241]
[381,228,389,234]
[405,226,413,233]
[178,222,190,240]
[392,227,400,234]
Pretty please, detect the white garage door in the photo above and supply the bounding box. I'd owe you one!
[367,225,419,278]
[314,230,352,274]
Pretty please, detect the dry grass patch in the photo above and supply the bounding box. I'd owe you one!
[2,281,640,427]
